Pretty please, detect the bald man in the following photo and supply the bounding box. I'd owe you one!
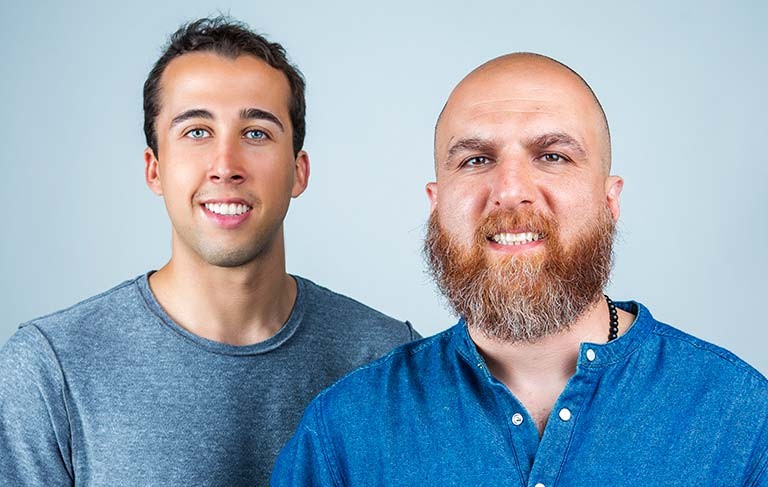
[271,54,768,486]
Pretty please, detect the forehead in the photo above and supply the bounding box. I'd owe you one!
[158,51,291,117]
[436,65,603,160]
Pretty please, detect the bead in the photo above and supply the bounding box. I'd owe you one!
[606,295,620,342]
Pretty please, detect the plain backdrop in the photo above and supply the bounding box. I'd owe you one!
[1,1,765,375]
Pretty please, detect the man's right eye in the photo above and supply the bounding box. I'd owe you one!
[185,128,210,139]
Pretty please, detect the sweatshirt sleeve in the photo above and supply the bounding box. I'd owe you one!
[0,325,74,486]
[271,399,340,487]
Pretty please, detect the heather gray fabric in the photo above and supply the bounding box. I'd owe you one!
[0,273,417,486]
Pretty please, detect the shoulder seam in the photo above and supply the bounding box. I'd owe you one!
[24,325,76,480]
[652,325,767,384]
[22,277,138,326]
[404,320,419,340]
[314,397,344,486]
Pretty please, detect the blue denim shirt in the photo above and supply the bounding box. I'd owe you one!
[272,302,768,486]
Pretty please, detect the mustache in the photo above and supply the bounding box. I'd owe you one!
[475,209,558,242]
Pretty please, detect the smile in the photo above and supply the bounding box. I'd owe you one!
[490,232,542,246]
[203,202,252,216]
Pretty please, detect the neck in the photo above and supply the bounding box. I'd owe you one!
[469,295,634,433]
[149,232,296,346]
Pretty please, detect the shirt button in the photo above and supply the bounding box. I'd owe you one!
[511,413,524,426]
[559,408,572,421]
[586,349,596,361]
[534,483,546,487]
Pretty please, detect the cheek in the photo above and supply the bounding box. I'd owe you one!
[259,164,296,207]
[161,165,197,197]
[438,179,489,216]
[550,183,606,235]
[436,182,489,237]
[156,160,203,214]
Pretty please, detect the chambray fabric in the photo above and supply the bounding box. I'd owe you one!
[272,302,768,486]
[0,273,418,487]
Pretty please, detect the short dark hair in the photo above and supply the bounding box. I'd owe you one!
[143,16,306,157]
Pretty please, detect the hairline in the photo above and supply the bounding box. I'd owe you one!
[433,52,612,174]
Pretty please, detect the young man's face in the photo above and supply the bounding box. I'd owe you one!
[145,51,308,268]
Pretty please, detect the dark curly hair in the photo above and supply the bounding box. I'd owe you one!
[143,17,306,157]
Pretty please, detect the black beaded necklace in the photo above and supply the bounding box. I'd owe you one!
[605,295,619,341]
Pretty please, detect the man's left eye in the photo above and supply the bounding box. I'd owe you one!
[244,130,268,140]
[542,153,565,163]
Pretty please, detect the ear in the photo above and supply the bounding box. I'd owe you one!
[426,181,438,214]
[291,150,310,198]
[605,175,624,222]
[144,147,163,196]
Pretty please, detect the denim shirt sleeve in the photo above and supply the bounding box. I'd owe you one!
[0,325,74,486]
[271,397,340,486]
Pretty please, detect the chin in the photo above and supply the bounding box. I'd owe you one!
[199,246,263,268]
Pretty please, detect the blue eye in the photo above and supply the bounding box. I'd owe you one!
[245,129,267,140]
[185,128,210,139]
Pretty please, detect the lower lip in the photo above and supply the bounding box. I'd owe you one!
[487,239,544,254]
[201,205,251,229]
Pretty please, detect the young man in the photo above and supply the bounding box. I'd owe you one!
[0,17,417,486]
[272,53,768,485]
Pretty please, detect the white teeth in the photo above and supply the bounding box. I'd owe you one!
[491,232,542,246]
[204,202,252,216]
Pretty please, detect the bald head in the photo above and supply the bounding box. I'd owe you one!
[435,52,612,173]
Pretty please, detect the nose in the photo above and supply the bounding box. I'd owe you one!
[208,138,246,184]
[489,158,536,210]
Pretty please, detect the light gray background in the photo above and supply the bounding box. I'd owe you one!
[1,1,765,374]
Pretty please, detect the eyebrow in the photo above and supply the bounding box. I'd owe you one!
[528,132,588,160]
[239,108,284,132]
[446,137,498,162]
[170,108,213,128]
[169,107,285,132]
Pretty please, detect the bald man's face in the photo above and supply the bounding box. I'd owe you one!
[427,58,623,264]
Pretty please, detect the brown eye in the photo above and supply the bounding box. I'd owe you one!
[464,156,489,167]
[542,153,564,163]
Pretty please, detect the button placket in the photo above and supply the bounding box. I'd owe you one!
[526,360,601,487]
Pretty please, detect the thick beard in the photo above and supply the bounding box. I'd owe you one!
[424,207,615,343]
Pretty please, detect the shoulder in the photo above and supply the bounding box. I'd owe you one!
[0,323,57,374]
[10,275,148,355]
[0,321,67,410]
[635,308,768,480]
[313,325,459,406]
[294,275,419,341]
[650,318,767,385]
[632,304,768,411]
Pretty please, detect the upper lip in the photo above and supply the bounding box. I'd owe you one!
[491,228,540,235]
[200,197,253,207]
[487,229,541,236]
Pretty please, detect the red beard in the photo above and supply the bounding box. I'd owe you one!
[424,207,615,343]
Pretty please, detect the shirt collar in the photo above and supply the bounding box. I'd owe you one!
[451,301,657,372]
